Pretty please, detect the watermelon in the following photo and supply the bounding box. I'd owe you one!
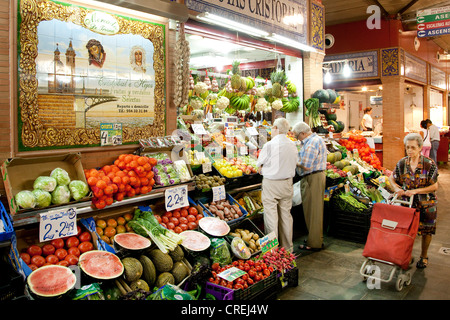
[312,89,330,104]
[336,121,345,133]
[27,265,76,298]
[326,112,337,121]
[326,89,337,104]
[113,233,151,251]
[78,250,124,280]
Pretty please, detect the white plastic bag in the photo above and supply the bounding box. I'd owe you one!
[292,180,302,206]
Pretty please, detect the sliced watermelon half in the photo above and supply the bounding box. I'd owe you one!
[113,232,151,251]
[78,250,124,280]
[27,265,77,298]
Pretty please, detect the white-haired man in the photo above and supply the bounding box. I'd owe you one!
[292,121,327,252]
[256,118,298,252]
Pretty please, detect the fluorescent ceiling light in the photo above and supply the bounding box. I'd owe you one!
[197,12,270,38]
[266,33,316,52]
[324,70,332,84]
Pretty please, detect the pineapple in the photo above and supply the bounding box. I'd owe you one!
[240,77,247,92]
[270,70,287,98]
[231,60,242,90]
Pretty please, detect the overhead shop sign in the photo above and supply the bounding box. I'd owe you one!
[323,50,378,80]
[185,0,308,44]
[416,6,450,38]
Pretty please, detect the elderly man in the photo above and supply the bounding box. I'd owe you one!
[292,121,327,251]
[256,118,298,252]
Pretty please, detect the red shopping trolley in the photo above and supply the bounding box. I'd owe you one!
[360,195,420,291]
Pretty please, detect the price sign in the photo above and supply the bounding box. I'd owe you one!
[212,185,226,202]
[239,145,248,155]
[202,162,212,173]
[39,208,77,242]
[165,185,189,211]
[195,152,205,161]
[100,123,122,146]
[191,123,208,135]
[226,145,234,158]
[218,266,247,282]
[258,231,279,254]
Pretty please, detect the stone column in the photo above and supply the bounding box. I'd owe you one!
[381,75,406,170]
[303,51,325,99]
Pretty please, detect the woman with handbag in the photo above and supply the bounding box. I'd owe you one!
[388,133,439,268]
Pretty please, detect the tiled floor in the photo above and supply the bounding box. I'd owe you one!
[278,162,450,300]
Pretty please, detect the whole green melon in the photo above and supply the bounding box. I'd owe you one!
[326,89,337,104]
[312,89,330,104]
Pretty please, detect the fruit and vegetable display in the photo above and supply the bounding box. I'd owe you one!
[20,225,95,271]
[338,134,382,170]
[201,199,245,222]
[236,192,263,215]
[85,154,156,209]
[154,204,204,234]
[228,228,262,255]
[260,246,297,273]
[95,213,134,245]
[194,174,226,191]
[15,168,89,209]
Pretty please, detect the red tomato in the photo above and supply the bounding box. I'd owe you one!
[55,248,68,260]
[45,254,59,264]
[51,238,65,249]
[234,283,244,290]
[78,241,94,253]
[211,262,220,271]
[174,226,182,234]
[189,207,198,216]
[76,225,82,237]
[28,264,38,271]
[57,260,69,267]
[187,221,197,230]
[164,211,172,218]
[64,254,79,266]
[180,209,188,217]
[166,222,175,230]
[170,217,179,226]
[31,255,46,268]
[42,244,56,256]
[172,211,181,218]
[196,214,204,221]
[179,223,188,231]
[68,246,81,257]
[78,231,91,242]
[179,217,188,225]
[66,236,80,248]
[155,215,162,223]
[187,215,196,222]
[20,253,31,264]
[248,269,256,278]
[263,268,271,276]
[27,245,42,257]
[161,216,169,224]
[160,223,167,229]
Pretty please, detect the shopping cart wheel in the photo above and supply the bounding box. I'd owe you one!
[395,276,404,291]
[405,271,412,286]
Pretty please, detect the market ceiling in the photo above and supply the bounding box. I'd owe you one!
[322,0,450,53]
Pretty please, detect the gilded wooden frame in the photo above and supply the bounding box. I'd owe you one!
[18,0,166,151]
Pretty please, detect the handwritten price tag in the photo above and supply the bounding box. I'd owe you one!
[191,123,208,135]
[246,127,258,136]
[212,185,226,202]
[202,162,212,173]
[39,208,78,242]
[258,231,279,254]
[165,185,189,211]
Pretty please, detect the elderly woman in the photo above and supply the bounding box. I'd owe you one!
[388,133,439,268]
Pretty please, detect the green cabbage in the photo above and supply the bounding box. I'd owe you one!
[15,190,36,209]
[69,180,89,201]
[50,168,71,186]
[33,176,57,192]
[32,189,52,208]
[51,185,71,205]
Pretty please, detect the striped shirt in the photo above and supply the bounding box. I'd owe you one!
[297,133,327,176]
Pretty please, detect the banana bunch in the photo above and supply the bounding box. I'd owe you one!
[230,94,250,110]
[244,76,255,91]
[280,97,300,113]
[285,80,297,94]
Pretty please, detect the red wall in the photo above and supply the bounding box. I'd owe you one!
[325,18,450,73]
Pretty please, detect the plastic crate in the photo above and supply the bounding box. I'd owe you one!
[329,208,372,244]
[0,201,14,242]
[0,260,25,301]
[197,193,248,225]
[277,267,299,290]
[205,271,277,300]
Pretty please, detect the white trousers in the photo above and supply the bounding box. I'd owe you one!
[261,177,294,252]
